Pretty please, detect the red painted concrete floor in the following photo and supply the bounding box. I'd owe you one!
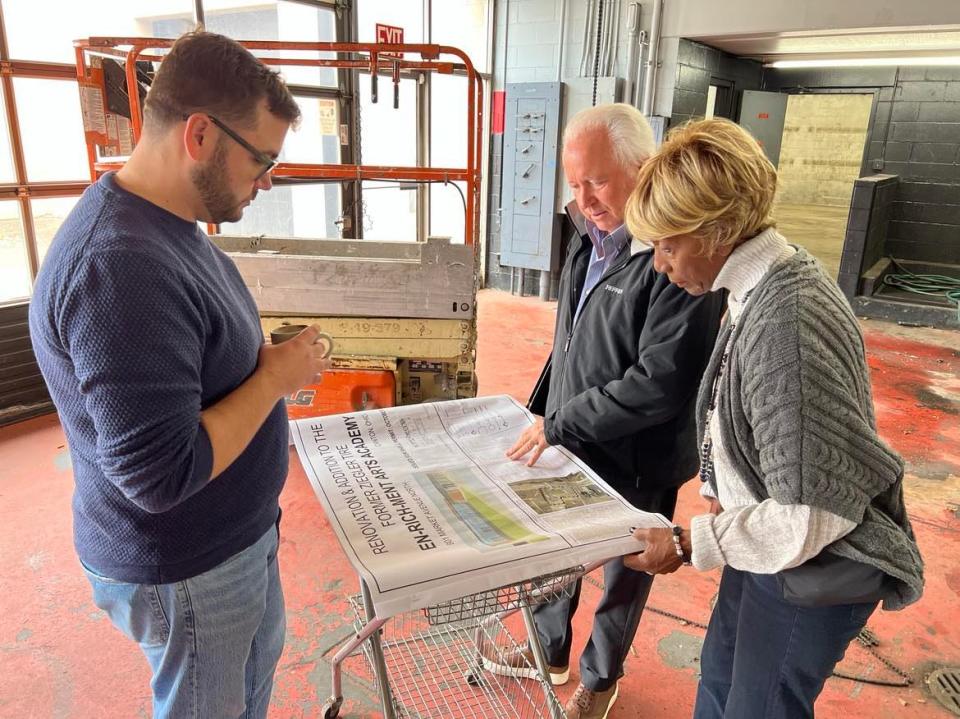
[1,288,959,718]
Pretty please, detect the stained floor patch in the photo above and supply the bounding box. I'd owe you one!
[656,630,704,671]
[53,450,72,472]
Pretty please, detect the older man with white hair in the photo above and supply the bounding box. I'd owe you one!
[489,104,725,718]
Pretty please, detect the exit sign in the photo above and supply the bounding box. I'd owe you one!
[375,23,404,59]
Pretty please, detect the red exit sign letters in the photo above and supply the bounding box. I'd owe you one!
[376,23,404,59]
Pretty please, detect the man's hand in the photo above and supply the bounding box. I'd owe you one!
[257,324,333,398]
[623,527,690,575]
[506,416,552,467]
[706,497,723,515]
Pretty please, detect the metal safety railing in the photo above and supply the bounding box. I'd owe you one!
[72,37,483,246]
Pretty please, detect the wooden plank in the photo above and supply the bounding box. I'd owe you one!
[0,400,54,427]
[221,236,477,320]
[260,316,475,362]
[0,334,34,356]
[0,319,30,342]
[0,359,47,382]
[0,348,39,370]
[0,385,52,412]
[0,373,48,398]
[0,303,30,323]
[215,235,426,260]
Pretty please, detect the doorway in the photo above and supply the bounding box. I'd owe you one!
[706,78,737,120]
[774,93,874,278]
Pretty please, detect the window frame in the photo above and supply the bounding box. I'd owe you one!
[0,0,492,302]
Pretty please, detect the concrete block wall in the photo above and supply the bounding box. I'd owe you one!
[669,38,762,126]
[488,0,649,292]
[882,67,960,265]
[777,94,874,207]
[837,174,898,299]
[766,65,960,266]
[500,0,645,85]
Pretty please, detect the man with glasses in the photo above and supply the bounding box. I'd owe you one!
[29,32,327,718]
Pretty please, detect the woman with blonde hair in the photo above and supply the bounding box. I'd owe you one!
[622,118,923,718]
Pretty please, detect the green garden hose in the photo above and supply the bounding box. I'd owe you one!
[883,257,960,323]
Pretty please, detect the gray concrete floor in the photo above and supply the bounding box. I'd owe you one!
[774,202,849,279]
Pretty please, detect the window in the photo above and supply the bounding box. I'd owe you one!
[204,1,340,238]
[0,0,493,300]
[220,93,343,239]
[358,76,418,241]
[356,0,424,44]
[0,85,15,183]
[0,0,196,301]
[430,74,469,244]
[204,1,338,87]
[13,79,88,182]
[286,95,342,165]
[33,197,80,266]
[2,0,193,63]
[355,0,488,244]
[0,202,30,302]
[432,0,490,73]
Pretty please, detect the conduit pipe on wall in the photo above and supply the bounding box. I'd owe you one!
[605,0,618,76]
[580,0,595,77]
[540,0,570,300]
[624,3,642,105]
[556,0,568,82]
[640,0,663,116]
[599,0,611,77]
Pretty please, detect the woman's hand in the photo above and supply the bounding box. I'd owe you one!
[623,527,691,574]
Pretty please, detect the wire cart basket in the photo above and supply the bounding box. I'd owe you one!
[321,562,605,719]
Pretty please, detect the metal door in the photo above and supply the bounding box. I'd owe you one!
[739,90,788,167]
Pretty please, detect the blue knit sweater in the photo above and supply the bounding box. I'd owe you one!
[29,173,288,584]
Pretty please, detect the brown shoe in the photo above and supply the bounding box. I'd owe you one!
[564,682,619,719]
[478,642,570,686]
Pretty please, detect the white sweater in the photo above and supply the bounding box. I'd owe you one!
[690,229,856,573]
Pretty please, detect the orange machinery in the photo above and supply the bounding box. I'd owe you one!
[73,37,484,418]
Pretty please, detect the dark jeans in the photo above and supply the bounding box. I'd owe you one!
[533,485,678,691]
[694,566,878,719]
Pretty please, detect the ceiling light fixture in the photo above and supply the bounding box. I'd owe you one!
[767,56,960,68]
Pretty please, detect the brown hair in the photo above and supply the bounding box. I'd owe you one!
[144,31,300,132]
[625,118,777,256]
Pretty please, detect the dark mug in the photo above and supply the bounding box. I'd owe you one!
[270,324,334,358]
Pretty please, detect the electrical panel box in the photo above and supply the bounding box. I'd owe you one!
[500,82,562,272]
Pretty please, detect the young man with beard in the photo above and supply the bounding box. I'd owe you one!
[29,32,331,718]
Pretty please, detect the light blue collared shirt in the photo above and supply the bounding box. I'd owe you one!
[573,222,630,324]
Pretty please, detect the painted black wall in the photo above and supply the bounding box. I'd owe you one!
[764,65,960,266]
[671,39,764,126]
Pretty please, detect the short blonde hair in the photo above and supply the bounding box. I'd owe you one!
[625,118,777,256]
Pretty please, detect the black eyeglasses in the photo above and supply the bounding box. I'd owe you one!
[183,113,278,180]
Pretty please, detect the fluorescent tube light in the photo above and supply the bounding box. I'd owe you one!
[768,57,960,68]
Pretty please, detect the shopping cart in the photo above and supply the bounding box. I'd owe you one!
[320,560,608,719]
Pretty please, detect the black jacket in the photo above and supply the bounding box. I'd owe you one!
[530,203,725,491]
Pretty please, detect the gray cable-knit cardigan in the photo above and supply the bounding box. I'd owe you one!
[697,248,924,610]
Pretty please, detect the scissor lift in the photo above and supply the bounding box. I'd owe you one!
[73,37,484,414]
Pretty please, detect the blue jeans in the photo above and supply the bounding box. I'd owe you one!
[694,567,877,719]
[83,525,286,718]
